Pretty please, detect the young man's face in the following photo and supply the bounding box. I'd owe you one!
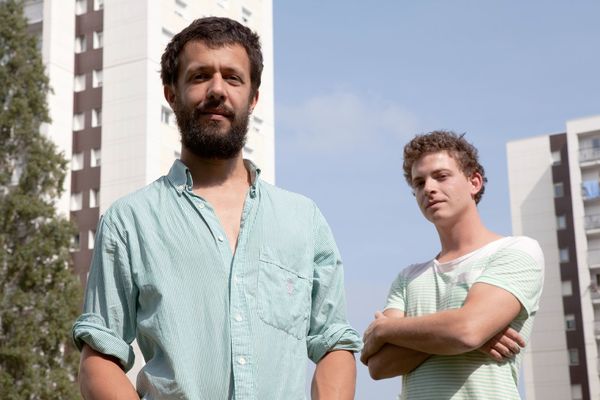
[165,40,259,159]
[410,151,481,225]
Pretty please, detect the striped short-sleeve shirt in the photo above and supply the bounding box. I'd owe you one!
[385,236,544,400]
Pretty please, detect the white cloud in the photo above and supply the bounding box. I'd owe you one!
[277,91,418,152]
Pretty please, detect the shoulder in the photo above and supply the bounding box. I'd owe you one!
[259,180,314,205]
[393,260,434,284]
[101,176,171,227]
[496,236,544,264]
[258,180,320,215]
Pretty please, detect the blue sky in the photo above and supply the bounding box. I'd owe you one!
[273,1,600,398]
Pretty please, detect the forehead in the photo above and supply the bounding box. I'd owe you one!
[411,151,461,176]
[178,40,250,74]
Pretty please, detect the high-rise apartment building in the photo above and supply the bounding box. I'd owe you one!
[507,115,600,400]
[24,0,275,284]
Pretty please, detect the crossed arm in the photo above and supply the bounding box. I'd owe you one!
[361,282,525,379]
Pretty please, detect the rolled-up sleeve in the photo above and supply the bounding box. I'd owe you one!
[306,205,362,363]
[71,215,138,371]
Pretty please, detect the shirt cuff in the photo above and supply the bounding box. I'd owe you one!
[307,323,363,363]
[72,313,136,371]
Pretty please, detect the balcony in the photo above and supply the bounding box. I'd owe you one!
[582,181,600,201]
[589,248,600,267]
[580,147,600,164]
[585,214,600,233]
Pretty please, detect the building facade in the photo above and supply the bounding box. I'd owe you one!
[25,0,275,285]
[507,115,600,400]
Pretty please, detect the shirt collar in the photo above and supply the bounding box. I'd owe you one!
[167,159,261,197]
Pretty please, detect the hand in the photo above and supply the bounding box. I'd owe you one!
[360,311,388,366]
[478,327,525,362]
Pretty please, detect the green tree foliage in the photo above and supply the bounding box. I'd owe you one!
[0,0,81,398]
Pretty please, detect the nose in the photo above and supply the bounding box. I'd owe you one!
[423,177,437,196]
[206,74,226,102]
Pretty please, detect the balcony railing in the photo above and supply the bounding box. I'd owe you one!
[585,214,600,231]
[580,147,600,163]
[589,248,600,266]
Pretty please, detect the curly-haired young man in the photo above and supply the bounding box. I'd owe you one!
[362,130,544,399]
[73,17,361,400]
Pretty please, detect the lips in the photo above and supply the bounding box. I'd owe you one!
[426,200,443,209]
[199,108,234,118]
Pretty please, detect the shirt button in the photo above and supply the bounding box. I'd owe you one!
[233,275,238,284]
[234,314,243,322]
[217,235,224,242]
[238,357,246,365]
[198,203,205,209]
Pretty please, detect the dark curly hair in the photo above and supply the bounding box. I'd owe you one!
[160,17,263,97]
[403,130,487,204]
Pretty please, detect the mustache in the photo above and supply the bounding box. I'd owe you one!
[195,99,235,118]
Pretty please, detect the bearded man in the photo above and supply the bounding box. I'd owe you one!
[72,17,361,400]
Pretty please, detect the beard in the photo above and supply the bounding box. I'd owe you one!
[174,97,250,159]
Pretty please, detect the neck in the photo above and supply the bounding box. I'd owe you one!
[180,148,250,189]
[434,207,501,261]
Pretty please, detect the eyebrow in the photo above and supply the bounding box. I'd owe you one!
[411,168,453,184]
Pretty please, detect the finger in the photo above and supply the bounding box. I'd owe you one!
[374,311,385,319]
[488,349,503,362]
[491,342,513,358]
[498,336,520,355]
[503,327,526,347]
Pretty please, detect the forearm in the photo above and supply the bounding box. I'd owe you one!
[312,350,356,400]
[367,343,430,380]
[79,344,139,400]
[381,309,489,355]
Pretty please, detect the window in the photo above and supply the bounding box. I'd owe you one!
[71,152,84,171]
[75,35,86,53]
[241,7,252,24]
[554,182,564,198]
[91,108,102,127]
[174,0,188,18]
[24,0,43,23]
[252,115,263,134]
[565,314,576,331]
[161,28,174,48]
[73,113,85,131]
[70,233,80,251]
[568,349,579,366]
[92,69,103,87]
[75,0,87,15]
[571,384,583,400]
[88,230,96,250]
[161,106,173,125]
[559,247,570,263]
[556,215,567,230]
[74,74,86,92]
[94,0,104,11]
[561,280,573,297]
[551,150,561,166]
[90,148,101,167]
[243,145,254,157]
[93,31,103,49]
[89,189,99,208]
[71,192,83,211]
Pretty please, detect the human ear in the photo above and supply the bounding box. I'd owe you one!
[469,172,483,197]
[164,85,177,107]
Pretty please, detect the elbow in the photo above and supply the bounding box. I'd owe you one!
[367,357,403,380]
[451,321,488,353]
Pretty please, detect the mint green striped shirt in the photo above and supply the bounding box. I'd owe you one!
[72,160,361,400]
[385,236,544,400]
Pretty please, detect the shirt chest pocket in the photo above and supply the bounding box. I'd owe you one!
[257,247,311,340]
